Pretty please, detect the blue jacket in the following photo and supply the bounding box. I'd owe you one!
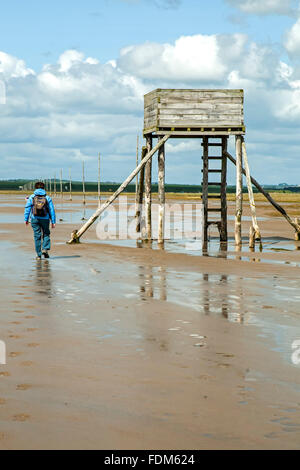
[24,189,56,224]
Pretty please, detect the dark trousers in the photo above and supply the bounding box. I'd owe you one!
[31,219,51,257]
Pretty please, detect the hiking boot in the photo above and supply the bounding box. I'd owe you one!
[36,255,42,260]
[42,251,49,259]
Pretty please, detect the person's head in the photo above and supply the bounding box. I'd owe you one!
[35,181,45,190]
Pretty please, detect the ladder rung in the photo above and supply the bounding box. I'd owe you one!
[202,156,222,159]
[201,169,222,173]
[201,143,223,147]
[207,195,221,198]
[207,182,222,185]
[207,221,221,226]
[207,208,222,212]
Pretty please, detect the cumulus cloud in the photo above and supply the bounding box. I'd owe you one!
[0,51,35,79]
[0,79,5,104]
[118,34,277,83]
[0,49,149,180]
[0,33,300,184]
[225,0,297,16]
[285,17,300,56]
[119,35,234,82]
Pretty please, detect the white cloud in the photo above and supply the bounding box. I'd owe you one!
[226,0,297,16]
[119,34,246,82]
[119,34,277,84]
[0,51,35,79]
[0,79,5,104]
[0,34,300,184]
[285,18,300,56]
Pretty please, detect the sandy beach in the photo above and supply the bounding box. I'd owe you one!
[0,193,299,450]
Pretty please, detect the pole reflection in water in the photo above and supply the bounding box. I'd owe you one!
[219,241,228,259]
[220,275,228,319]
[202,273,210,316]
[138,264,167,302]
[228,276,245,324]
[81,206,87,221]
[158,266,167,301]
[201,271,246,323]
[34,260,53,300]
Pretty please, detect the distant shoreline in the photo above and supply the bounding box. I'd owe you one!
[1,190,300,203]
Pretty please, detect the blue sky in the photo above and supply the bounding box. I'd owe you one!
[0,0,295,70]
[1,0,300,184]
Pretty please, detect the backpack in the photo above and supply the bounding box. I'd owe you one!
[33,195,48,217]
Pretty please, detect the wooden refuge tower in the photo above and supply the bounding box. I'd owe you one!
[68,89,300,245]
[143,88,245,243]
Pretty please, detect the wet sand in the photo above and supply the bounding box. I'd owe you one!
[0,193,300,449]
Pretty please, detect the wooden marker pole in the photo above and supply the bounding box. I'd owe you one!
[54,173,57,197]
[158,136,165,244]
[98,153,101,208]
[60,169,63,198]
[69,168,72,201]
[235,135,243,246]
[82,161,86,205]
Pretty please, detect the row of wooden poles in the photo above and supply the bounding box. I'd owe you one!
[40,154,102,207]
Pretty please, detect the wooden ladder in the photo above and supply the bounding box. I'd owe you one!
[201,136,228,242]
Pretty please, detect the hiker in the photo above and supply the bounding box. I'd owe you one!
[24,181,56,259]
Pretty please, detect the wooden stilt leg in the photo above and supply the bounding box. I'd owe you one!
[295,218,300,241]
[136,146,146,233]
[220,137,228,242]
[145,135,152,241]
[226,150,300,236]
[235,135,243,246]
[249,225,255,249]
[135,136,139,214]
[158,136,165,244]
[242,139,261,244]
[202,137,208,243]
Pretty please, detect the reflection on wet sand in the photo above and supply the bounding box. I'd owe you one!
[33,260,53,299]
[139,264,167,301]
[137,257,248,324]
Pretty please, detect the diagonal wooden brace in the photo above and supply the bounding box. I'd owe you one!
[67,134,170,244]
[225,150,300,235]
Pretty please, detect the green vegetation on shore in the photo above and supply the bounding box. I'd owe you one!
[0,179,299,194]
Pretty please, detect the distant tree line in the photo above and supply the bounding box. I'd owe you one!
[0,179,299,193]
